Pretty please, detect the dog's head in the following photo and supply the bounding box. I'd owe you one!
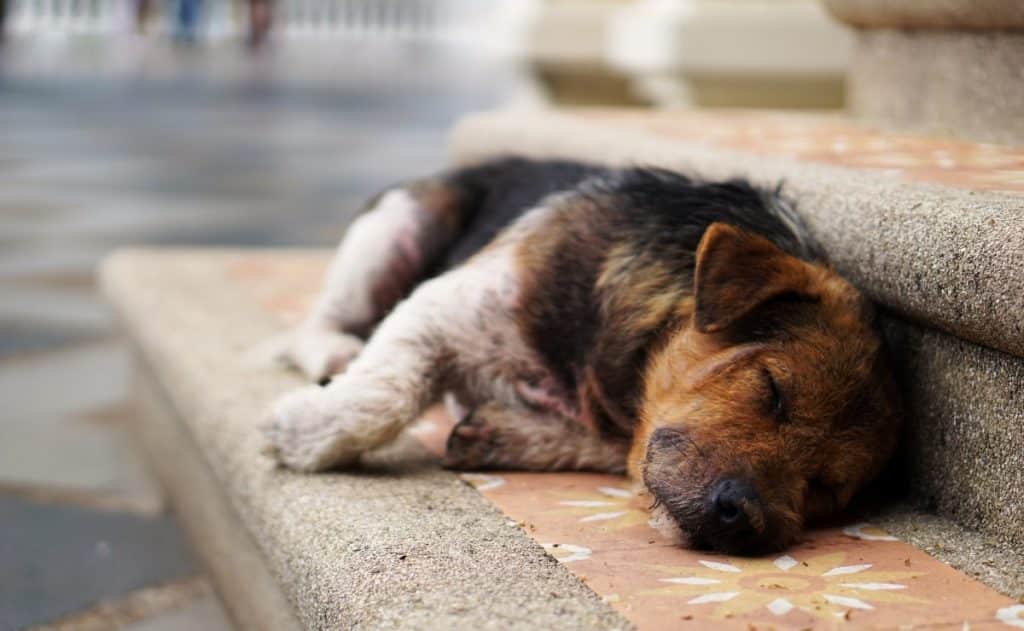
[631,222,900,554]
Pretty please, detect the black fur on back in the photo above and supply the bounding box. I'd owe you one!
[441,158,607,267]
[441,157,820,270]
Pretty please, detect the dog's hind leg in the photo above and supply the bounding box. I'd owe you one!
[287,178,470,381]
[265,249,515,472]
[443,402,629,473]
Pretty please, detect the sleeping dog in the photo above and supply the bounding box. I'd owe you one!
[263,158,901,554]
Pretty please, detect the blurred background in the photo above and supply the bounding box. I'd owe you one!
[0,1,854,629]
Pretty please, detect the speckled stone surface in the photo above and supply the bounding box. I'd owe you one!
[450,110,1024,359]
[448,109,1024,546]
[886,320,1024,549]
[874,504,1024,602]
[823,0,1024,29]
[133,365,302,631]
[847,30,1024,145]
[101,251,629,631]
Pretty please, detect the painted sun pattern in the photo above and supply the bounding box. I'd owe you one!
[553,485,651,531]
[647,551,926,622]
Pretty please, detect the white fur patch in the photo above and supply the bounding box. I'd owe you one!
[647,503,688,546]
[266,243,536,470]
[311,188,422,330]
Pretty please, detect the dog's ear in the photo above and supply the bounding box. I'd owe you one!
[693,223,814,333]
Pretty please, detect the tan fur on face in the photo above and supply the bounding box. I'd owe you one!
[631,224,901,551]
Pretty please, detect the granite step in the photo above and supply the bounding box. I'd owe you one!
[823,0,1024,145]
[102,247,1023,629]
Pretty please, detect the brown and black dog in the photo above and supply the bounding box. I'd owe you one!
[264,158,901,554]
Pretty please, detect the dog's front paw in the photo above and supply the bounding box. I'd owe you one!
[262,385,361,472]
[288,327,364,382]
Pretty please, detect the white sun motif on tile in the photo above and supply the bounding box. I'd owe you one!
[998,604,1024,629]
[542,543,592,564]
[649,552,926,622]
[551,485,652,531]
[458,473,505,492]
[842,522,899,542]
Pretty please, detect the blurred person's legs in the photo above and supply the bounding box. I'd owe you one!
[174,0,202,42]
[135,0,153,34]
[247,0,272,49]
[0,0,7,43]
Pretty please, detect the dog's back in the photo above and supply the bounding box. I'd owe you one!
[439,158,608,268]
[430,158,819,273]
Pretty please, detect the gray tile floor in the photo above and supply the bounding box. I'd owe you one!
[0,34,525,630]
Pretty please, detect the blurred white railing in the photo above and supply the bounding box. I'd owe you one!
[9,0,124,35]
[7,0,498,41]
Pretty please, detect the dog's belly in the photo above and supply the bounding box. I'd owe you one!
[437,221,584,427]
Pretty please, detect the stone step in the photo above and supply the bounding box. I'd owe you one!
[449,108,1024,549]
[101,248,1024,629]
[101,250,627,631]
[824,0,1024,145]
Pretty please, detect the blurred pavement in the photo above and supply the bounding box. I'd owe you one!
[0,34,526,630]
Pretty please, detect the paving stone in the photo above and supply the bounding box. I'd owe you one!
[26,577,210,631]
[0,496,198,631]
[0,243,110,283]
[0,319,105,360]
[121,594,233,631]
[0,342,162,508]
[0,285,111,333]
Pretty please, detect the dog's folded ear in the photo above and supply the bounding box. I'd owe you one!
[693,222,815,333]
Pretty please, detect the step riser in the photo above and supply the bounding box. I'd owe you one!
[823,0,1024,29]
[132,360,303,631]
[890,320,1024,546]
[848,30,1024,145]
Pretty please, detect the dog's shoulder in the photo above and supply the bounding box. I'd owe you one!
[508,163,819,436]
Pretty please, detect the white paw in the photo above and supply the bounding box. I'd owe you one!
[262,385,362,472]
[288,327,364,382]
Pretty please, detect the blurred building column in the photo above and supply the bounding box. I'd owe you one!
[605,0,852,109]
[520,0,643,106]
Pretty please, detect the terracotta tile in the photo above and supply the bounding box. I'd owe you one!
[582,109,1024,196]
[464,470,1018,630]
[460,471,675,553]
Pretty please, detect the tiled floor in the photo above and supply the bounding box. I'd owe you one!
[0,33,523,630]
[463,472,1018,630]
[586,109,1024,196]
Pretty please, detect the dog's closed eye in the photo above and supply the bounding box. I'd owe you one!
[763,368,786,422]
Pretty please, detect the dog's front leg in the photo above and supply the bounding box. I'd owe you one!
[265,266,480,472]
[288,179,468,381]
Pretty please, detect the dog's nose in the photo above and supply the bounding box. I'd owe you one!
[709,478,760,530]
